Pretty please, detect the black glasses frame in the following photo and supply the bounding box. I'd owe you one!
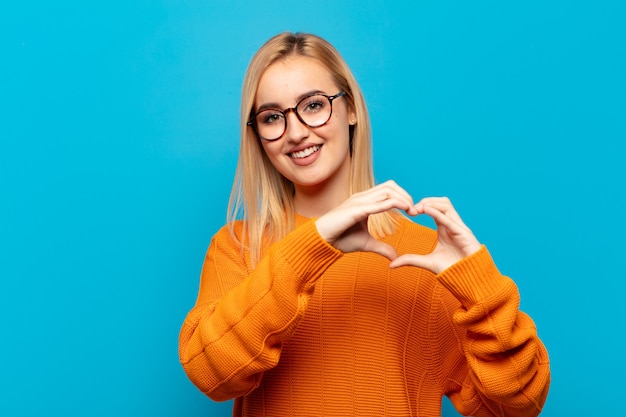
[247,91,346,141]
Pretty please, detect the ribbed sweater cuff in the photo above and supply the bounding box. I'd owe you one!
[436,245,508,308]
[277,219,343,285]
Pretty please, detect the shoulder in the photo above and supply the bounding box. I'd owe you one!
[206,220,252,269]
[388,216,438,255]
[210,220,248,251]
[213,219,244,237]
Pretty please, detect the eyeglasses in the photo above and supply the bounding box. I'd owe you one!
[247,91,346,141]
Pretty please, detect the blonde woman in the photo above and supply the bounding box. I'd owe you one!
[179,32,550,417]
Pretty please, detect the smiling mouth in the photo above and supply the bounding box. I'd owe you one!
[289,145,321,159]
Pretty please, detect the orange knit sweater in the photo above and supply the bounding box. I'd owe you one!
[179,216,550,416]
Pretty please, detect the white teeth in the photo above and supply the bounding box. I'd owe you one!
[290,145,320,159]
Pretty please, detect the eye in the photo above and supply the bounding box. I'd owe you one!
[299,96,327,114]
[258,110,284,125]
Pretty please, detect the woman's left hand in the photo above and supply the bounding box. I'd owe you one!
[389,197,482,274]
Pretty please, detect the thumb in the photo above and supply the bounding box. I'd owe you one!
[388,254,434,271]
[363,239,399,261]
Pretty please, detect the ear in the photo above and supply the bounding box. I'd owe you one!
[349,110,357,125]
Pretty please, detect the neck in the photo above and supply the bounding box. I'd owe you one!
[292,154,352,218]
[293,183,350,218]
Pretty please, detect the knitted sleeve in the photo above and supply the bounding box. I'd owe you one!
[435,246,551,417]
[178,219,342,401]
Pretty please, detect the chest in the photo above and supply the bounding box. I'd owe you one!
[298,252,435,344]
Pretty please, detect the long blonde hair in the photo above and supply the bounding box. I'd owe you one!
[228,32,399,266]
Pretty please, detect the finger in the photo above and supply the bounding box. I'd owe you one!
[364,239,399,261]
[351,189,415,216]
[362,196,416,217]
[415,200,464,224]
[414,197,452,212]
[420,204,465,232]
[388,253,435,272]
[361,183,407,204]
[370,182,417,215]
[379,180,415,204]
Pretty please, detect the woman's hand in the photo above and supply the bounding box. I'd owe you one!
[315,181,418,261]
[389,197,482,274]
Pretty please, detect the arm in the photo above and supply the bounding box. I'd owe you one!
[178,220,342,401]
[436,247,550,417]
[179,181,417,401]
[389,196,549,415]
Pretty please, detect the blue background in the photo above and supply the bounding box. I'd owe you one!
[2,1,624,416]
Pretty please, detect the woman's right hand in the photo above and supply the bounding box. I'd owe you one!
[315,180,418,260]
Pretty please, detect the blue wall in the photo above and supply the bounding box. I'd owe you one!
[2,1,624,415]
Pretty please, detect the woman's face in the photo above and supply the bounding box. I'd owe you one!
[254,55,356,194]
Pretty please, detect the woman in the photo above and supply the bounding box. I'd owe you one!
[179,32,550,417]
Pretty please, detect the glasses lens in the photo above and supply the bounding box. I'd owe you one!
[253,94,334,141]
[255,110,285,141]
[297,95,331,127]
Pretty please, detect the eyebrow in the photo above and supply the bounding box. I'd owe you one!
[255,89,326,113]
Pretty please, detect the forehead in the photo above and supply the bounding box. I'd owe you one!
[255,56,337,105]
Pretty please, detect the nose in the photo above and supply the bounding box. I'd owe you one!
[283,109,309,142]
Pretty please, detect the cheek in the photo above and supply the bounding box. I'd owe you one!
[260,141,279,158]
[332,108,353,134]
[328,114,353,143]
[260,142,287,172]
